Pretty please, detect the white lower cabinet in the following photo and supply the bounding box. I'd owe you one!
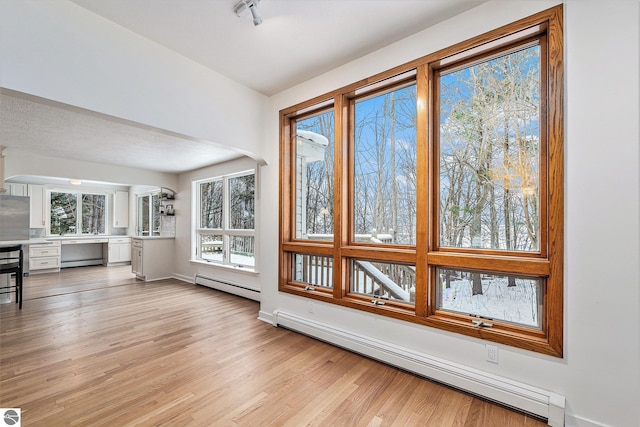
[131,239,143,277]
[108,237,132,265]
[131,238,173,281]
[29,241,61,273]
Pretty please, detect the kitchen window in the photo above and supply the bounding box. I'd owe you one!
[137,193,161,237]
[279,6,563,356]
[49,191,107,235]
[195,171,256,270]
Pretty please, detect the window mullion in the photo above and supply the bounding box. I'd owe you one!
[333,95,346,299]
[415,63,430,318]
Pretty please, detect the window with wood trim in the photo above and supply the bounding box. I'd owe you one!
[279,6,563,356]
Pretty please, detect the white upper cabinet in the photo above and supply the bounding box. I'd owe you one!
[113,190,129,228]
[28,184,46,228]
[8,183,27,196]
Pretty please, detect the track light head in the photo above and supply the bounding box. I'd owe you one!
[249,3,262,26]
[234,0,263,26]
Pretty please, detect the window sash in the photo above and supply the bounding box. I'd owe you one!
[137,193,160,237]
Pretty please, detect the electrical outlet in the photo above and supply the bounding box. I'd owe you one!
[307,301,314,314]
[486,344,499,364]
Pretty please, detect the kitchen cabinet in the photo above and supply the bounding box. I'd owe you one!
[29,241,61,273]
[131,239,143,277]
[8,183,27,196]
[113,190,129,228]
[131,237,173,281]
[107,237,131,264]
[28,184,46,228]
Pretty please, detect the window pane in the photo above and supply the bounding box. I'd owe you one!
[353,85,417,245]
[138,195,150,236]
[295,110,334,240]
[229,174,255,230]
[200,234,223,263]
[229,236,255,267]
[152,194,161,236]
[439,45,540,251]
[436,268,542,329]
[50,192,77,235]
[200,180,223,229]
[81,194,106,234]
[293,253,333,289]
[350,259,415,304]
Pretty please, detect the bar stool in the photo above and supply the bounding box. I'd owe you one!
[0,245,24,309]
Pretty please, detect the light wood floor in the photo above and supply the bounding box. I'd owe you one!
[1,266,547,426]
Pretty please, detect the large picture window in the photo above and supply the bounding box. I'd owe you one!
[50,191,106,235]
[195,171,256,270]
[280,7,563,356]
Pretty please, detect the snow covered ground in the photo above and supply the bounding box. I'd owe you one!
[439,276,541,328]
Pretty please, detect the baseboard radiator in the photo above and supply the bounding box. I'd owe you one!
[194,274,260,302]
[272,310,565,427]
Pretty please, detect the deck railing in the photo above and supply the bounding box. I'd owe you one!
[294,253,416,302]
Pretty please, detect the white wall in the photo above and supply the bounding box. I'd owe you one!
[0,0,268,163]
[261,1,640,426]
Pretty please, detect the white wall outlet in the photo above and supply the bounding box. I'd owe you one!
[307,301,314,314]
[486,344,499,364]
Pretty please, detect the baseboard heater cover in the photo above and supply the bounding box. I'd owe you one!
[194,273,260,302]
[272,310,565,427]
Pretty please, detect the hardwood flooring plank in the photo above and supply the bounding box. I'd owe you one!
[0,266,548,426]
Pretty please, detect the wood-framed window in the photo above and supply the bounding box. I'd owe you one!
[279,6,563,356]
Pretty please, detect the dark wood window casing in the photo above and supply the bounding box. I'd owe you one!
[279,6,563,357]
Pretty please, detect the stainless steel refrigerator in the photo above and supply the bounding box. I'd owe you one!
[0,195,30,241]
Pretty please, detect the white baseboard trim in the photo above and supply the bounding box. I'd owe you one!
[173,273,193,283]
[272,310,565,427]
[565,415,607,427]
[258,310,274,324]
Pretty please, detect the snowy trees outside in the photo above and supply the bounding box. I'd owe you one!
[439,45,541,252]
[291,44,543,325]
[81,194,106,234]
[50,191,106,235]
[354,85,417,245]
[50,192,77,235]
[198,172,256,268]
[295,110,335,239]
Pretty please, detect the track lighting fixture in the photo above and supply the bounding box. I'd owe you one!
[234,0,263,26]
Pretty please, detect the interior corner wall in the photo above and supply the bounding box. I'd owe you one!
[0,0,268,163]
[261,1,640,426]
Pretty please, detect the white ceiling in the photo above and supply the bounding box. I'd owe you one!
[2,0,485,175]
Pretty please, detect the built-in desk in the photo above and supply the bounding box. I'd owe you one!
[48,236,131,268]
[59,238,108,268]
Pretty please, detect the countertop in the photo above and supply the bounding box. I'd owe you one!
[48,235,131,241]
[0,238,49,246]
